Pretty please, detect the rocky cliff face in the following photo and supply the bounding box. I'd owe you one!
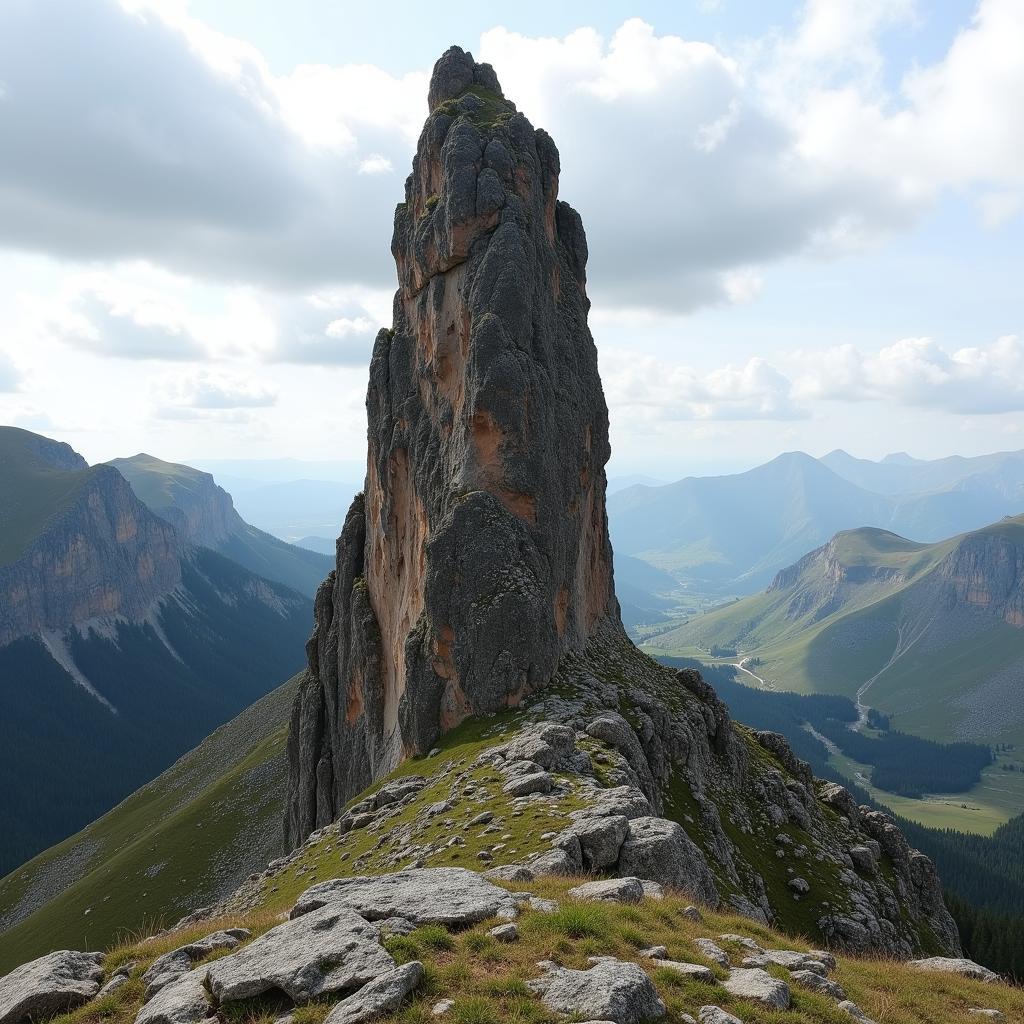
[283,47,959,959]
[287,47,617,840]
[0,465,182,647]
[938,520,1024,628]
[108,455,242,549]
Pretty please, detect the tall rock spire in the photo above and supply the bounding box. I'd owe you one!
[286,46,620,844]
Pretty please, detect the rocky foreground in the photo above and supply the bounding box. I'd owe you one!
[0,864,1016,1024]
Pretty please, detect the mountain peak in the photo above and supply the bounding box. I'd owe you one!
[427,45,505,112]
[287,47,617,843]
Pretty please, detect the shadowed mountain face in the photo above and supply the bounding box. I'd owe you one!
[110,454,332,598]
[0,428,311,875]
[286,46,618,842]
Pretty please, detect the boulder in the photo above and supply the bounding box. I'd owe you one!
[848,845,877,874]
[640,947,667,960]
[908,957,999,982]
[967,1011,1004,1020]
[206,905,394,1003]
[527,849,578,877]
[722,968,790,1009]
[571,787,652,822]
[291,868,519,925]
[0,951,105,1024]
[656,961,715,983]
[617,818,718,904]
[698,1009,741,1024]
[568,878,644,904]
[322,962,424,1024]
[489,924,519,942]
[143,930,250,999]
[500,724,578,770]
[743,950,819,970]
[567,816,629,870]
[789,970,846,1000]
[838,1001,877,1024]
[527,959,665,1024]
[502,772,554,797]
[135,969,212,1024]
[693,939,730,968]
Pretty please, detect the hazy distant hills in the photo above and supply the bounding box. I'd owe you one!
[109,454,332,597]
[656,516,1024,748]
[609,448,1024,599]
[0,428,314,875]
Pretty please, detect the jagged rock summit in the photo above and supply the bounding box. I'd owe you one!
[287,46,617,841]
[283,46,959,962]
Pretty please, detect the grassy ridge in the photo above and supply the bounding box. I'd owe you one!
[0,430,95,566]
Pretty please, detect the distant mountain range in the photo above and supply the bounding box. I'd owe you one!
[654,516,1024,748]
[0,428,320,875]
[609,448,1024,599]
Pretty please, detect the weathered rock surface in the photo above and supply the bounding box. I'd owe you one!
[616,817,718,904]
[285,45,618,843]
[698,1008,741,1024]
[908,957,999,982]
[322,962,423,1024]
[722,968,791,1009]
[568,878,644,904]
[656,961,715,983]
[135,968,211,1024]
[0,951,104,1024]
[790,970,846,1000]
[143,930,249,998]
[206,905,394,1003]
[527,959,665,1024]
[290,868,519,925]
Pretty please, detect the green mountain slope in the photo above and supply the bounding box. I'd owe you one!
[109,454,333,598]
[0,427,93,566]
[651,518,1024,748]
[0,675,298,974]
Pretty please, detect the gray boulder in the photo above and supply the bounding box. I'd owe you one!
[698,1009,741,1024]
[838,1001,877,1024]
[0,951,105,1024]
[291,868,519,925]
[693,939,730,967]
[206,905,394,1003]
[790,970,846,1000]
[908,957,999,982]
[500,724,578,770]
[502,771,554,797]
[568,878,644,903]
[617,817,718,904]
[135,968,212,1024]
[568,815,629,869]
[527,959,665,1024]
[722,968,790,1009]
[322,962,424,1024]
[656,961,715,983]
[571,787,652,821]
[143,930,250,999]
[527,848,578,877]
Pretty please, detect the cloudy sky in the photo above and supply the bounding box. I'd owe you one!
[0,0,1021,479]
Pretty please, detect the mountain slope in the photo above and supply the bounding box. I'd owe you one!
[0,429,313,875]
[109,454,332,597]
[654,517,1024,747]
[0,675,298,973]
[609,453,894,592]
